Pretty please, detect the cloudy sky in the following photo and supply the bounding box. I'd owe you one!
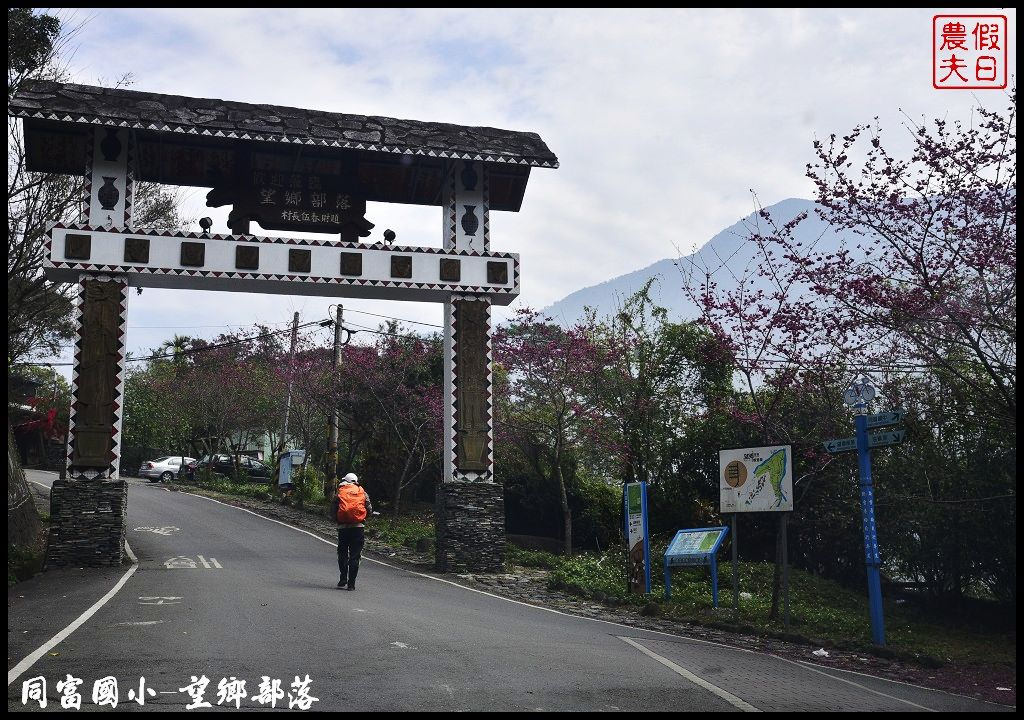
[34,7,1016,371]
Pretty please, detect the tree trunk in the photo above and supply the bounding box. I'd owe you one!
[555,456,572,556]
[769,514,783,620]
[393,450,414,521]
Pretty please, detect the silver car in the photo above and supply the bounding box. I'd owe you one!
[138,456,196,482]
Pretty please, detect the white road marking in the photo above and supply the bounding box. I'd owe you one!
[7,540,139,687]
[618,636,760,712]
[769,654,936,712]
[792,660,1004,707]
[353,608,367,613]
[133,526,180,535]
[139,596,182,605]
[164,555,222,569]
[391,641,410,649]
[111,620,164,627]
[173,490,995,710]
[164,556,197,569]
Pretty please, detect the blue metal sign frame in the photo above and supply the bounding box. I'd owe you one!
[855,411,886,646]
[663,526,729,606]
[623,481,652,594]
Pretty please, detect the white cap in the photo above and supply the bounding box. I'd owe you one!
[341,472,359,484]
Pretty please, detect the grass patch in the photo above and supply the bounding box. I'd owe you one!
[184,472,278,501]
[366,513,434,547]
[8,544,44,587]
[545,547,1015,666]
[506,545,561,570]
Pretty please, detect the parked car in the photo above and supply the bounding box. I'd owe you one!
[192,454,274,482]
[139,456,196,482]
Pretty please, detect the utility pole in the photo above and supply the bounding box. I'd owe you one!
[278,311,299,470]
[325,304,343,498]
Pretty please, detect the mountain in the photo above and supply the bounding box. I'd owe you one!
[541,198,851,326]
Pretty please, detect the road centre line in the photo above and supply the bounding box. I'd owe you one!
[617,636,760,711]
[173,491,995,710]
[7,540,138,688]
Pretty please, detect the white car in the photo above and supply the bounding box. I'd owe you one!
[138,456,196,482]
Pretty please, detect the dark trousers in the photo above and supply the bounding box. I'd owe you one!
[337,527,365,585]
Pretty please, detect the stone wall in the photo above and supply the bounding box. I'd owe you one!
[46,479,127,567]
[435,480,504,573]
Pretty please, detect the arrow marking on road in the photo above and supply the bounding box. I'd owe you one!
[618,636,760,712]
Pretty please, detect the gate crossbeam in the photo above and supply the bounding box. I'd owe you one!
[45,225,519,304]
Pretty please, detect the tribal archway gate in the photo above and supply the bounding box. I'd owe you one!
[11,80,558,573]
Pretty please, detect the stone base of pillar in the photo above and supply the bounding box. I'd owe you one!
[45,479,128,567]
[435,480,504,573]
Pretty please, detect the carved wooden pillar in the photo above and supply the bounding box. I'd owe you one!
[47,127,133,568]
[436,160,504,573]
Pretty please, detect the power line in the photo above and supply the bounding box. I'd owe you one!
[343,308,443,329]
[344,321,440,342]
[128,319,296,329]
[13,320,328,367]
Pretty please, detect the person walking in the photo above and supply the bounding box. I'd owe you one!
[331,472,372,590]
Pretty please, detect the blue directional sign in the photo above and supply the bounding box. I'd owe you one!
[824,430,905,455]
[866,430,906,448]
[866,411,905,429]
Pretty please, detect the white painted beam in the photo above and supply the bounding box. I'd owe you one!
[45,225,520,305]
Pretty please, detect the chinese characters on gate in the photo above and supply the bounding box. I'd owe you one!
[933,15,1008,89]
[21,674,319,711]
[253,168,352,227]
[206,150,374,237]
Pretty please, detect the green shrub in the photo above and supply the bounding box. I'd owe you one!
[506,545,560,569]
[8,544,43,586]
[367,514,433,547]
[292,465,325,505]
[572,474,622,551]
[548,551,644,604]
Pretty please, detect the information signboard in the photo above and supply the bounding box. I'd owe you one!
[663,527,729,605]
[665,528,727,566]
[278,449,306,488]
[624,482,651,594]
[719,445,793,513]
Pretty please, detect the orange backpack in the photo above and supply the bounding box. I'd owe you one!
[336,484,368,524]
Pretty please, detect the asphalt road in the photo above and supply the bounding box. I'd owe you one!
[8,472,1012,712]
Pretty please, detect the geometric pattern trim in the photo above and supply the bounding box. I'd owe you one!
[482,166,491,252]
[46,223,518,257]
[123,131,135,228]
[448,294,494,483]
[446,163,458,248]
[45,226,519,298]
[81,137,92,223]
[66,274,128,480]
